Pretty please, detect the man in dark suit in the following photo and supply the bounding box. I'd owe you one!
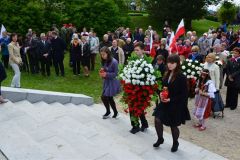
[39,33,51,76]
[51,31,66,76]
[27,32,40,74]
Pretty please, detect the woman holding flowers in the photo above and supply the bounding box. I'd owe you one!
[153,54,190,152]
[99,47,120,119]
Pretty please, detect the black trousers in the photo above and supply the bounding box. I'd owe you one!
[53,57,64,76]
[226,86,239,109]
[72,60,81,75]
[41,58,50,76]
[21,54,29,72]
[130,112,148,128]
[28,53,40,74]
[0,82,1,95]
[90,54,96,71]
[1,55,9,69]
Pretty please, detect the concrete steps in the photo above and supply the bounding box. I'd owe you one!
[0,100,227,160]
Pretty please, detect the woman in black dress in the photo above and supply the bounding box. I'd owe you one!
[81,36,90,77]
[153,54,190,152]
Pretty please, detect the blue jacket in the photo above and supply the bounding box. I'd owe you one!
[0,36,10,56]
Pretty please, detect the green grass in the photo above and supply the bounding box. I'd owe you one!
[129,14,162,34]
[2,53,103,102]
[192,19,221,35]
[130,15,240,36]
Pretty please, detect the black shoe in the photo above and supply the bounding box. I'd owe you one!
[130,127,140,134]
[230,107,237,110]
[153,138,164,148]
[112,112,118,118]
[102,112,111,119]
[140,125,149,132]
[171,141,179,152]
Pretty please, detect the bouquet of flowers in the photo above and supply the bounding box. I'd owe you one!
[181,59,204,98]
[119,53,161,125]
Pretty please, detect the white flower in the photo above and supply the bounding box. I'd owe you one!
[182,66,186,70]
[183,72,187,76]
[192,65,195,68]
[187,75,191,79]
[126,80,131,83]
[186,59,189,62]
[146,81,150,85]
[195,60,199,63]
[200,63,204,67]
[141,74,145,78]
[150,68,154,74]
[191,71,195,76]
[197,71,201,75]
[187,69,191,73]
[188,63,191,66]
[144,68,149,72]
[140,82,145,86]
[189,60,193,63]
[151,81,155,85]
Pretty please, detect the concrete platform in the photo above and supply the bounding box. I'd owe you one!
[0,100,227,160]
[1,87,93,106]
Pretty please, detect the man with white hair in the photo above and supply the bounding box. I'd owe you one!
[99,34,111,50]
[198,33,210,56]
[209,31,220,52]
[123,38,134,63]
[39,33,51,76]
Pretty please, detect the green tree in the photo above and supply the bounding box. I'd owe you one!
[218,1,237,24]
[144,0,222,29]
[0,0,129,36]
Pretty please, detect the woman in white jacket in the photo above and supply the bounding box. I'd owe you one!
[203,53,220,90]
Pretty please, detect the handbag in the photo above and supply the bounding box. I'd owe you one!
[0,62,7,82]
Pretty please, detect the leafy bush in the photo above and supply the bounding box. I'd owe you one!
[128,13,144,16]
[0,0,129,36]
[205,15,218,22]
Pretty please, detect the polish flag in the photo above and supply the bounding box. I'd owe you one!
[150,30,156,58]
[0,24,6,39]
[169,19,185,54]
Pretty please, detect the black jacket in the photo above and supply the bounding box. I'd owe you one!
[99,41,111,50]
[154,73,191,127]
[70,43,82,60]
[28,38,40,58]
[51,37,66,58]
[123,43,134,56]
[81,43,90,57]
[0,62,6,82]
[225,58,240,88]
[39,40,51,59]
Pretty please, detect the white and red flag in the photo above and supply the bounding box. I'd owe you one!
[150,30,156,58]
[169,19,185,54]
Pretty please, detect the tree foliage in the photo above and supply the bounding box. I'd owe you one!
[144,0,222,29]
[218,1,237,24]
[0,0,129,36]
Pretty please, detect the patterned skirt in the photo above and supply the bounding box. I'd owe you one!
[193,94,212,120]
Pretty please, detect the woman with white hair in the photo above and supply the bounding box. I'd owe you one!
[81,36,91,77]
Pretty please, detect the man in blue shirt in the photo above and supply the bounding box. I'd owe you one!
[0,31,10,68]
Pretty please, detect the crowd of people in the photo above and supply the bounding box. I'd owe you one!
[96,23,240,152]
[0,22,240,153]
